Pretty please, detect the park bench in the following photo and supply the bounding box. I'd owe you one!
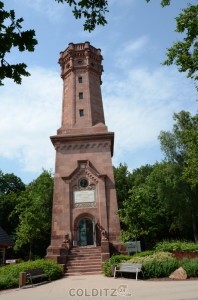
[114,263,144,280]
[23,268,48,287]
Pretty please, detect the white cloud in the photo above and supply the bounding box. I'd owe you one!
[0,68,62,172]
[124,36,149,54]
[114,36,150,68]
[103,67,197,165]
[13,0,66,23]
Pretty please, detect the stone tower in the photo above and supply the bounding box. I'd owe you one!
[47,42,123,267]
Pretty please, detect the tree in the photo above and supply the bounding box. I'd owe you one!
[0,170,25,236]
[118,163,167,244]
[146,1,198,89]
[119,162,194,246]
[159,111,198,242]
[0,1,37,86]
[14,170,53,259]
[55,0,108,32]
[113,163,131,209]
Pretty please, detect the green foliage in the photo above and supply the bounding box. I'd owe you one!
[0,1,37,85]
[0,171,25,194]
[0,170,25,236]
[102,254,131,276]
[118,115,198,243]
[132,250,154,258]
[14,170,54,259]
[146,0,171,7]
[0,259,62,290]
[119,161,191,244]
[0,276,18,290]
[0,169,53,259]
[180,258,198,277]
[129,251,173,264]
[159,111,198,166]
[159,111,198,242]
[113,163,131,209]
[163,4,198,88]
[155,241,198,253]
[146,2,198,89]
[55,0,108,31]
[143,257,178,278]
[129,252,179,278]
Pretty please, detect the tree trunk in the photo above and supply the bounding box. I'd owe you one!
[192,214,198,243]
[29,242,32,260]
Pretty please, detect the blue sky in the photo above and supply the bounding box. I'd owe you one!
[0,0,197,184]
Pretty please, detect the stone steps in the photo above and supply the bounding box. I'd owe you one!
[65,246,102,276]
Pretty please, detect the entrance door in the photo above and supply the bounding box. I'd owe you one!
[78,218,94,246]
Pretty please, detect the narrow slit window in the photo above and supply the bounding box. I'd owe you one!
[79,92,83,99]
[79,109,84,117]
[78,77,83,83]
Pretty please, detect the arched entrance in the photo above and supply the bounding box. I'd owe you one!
[78,218,94,246]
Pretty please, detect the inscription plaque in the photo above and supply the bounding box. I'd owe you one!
[74,190,95,203]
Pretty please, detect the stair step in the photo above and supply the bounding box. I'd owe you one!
[66,267,102,271]
[69,250,101,253]
[68,255,101,260]
[67,260,101,266]
[69,253,100,255]
[67,264,101,269]
[65,271,102,276]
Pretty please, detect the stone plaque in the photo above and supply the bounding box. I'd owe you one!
[74,190,95,204]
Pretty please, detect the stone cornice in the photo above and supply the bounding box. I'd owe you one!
[50,132,114,156]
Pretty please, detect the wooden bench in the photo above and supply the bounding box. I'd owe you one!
[24,268,48,287]
[114,263,144,280]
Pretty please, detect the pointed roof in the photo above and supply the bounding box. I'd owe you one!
[0,227,14,247]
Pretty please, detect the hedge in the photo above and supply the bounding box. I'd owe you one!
[0,259,63,290]
[155,241,198,253]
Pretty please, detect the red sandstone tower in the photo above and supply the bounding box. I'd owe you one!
[47,42,123,272]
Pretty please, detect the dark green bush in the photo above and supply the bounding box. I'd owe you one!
[155,241,198,252]
[0,276,18,290]
[180,258,198,277]
[0,259,63,290]
[143,258,179,278]
[102,254,131,276]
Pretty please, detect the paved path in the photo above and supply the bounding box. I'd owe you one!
[0,275,198,300]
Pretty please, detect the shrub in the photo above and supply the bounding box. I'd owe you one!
[132,251,154,258]
[128,251,172,263]
[102,254,131,276]
[155,241,198,253]
[129,252,178,278]
[0,276,18,290]
[0,259,63,290]
[180,258,198,277]
[143,258,179,278]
